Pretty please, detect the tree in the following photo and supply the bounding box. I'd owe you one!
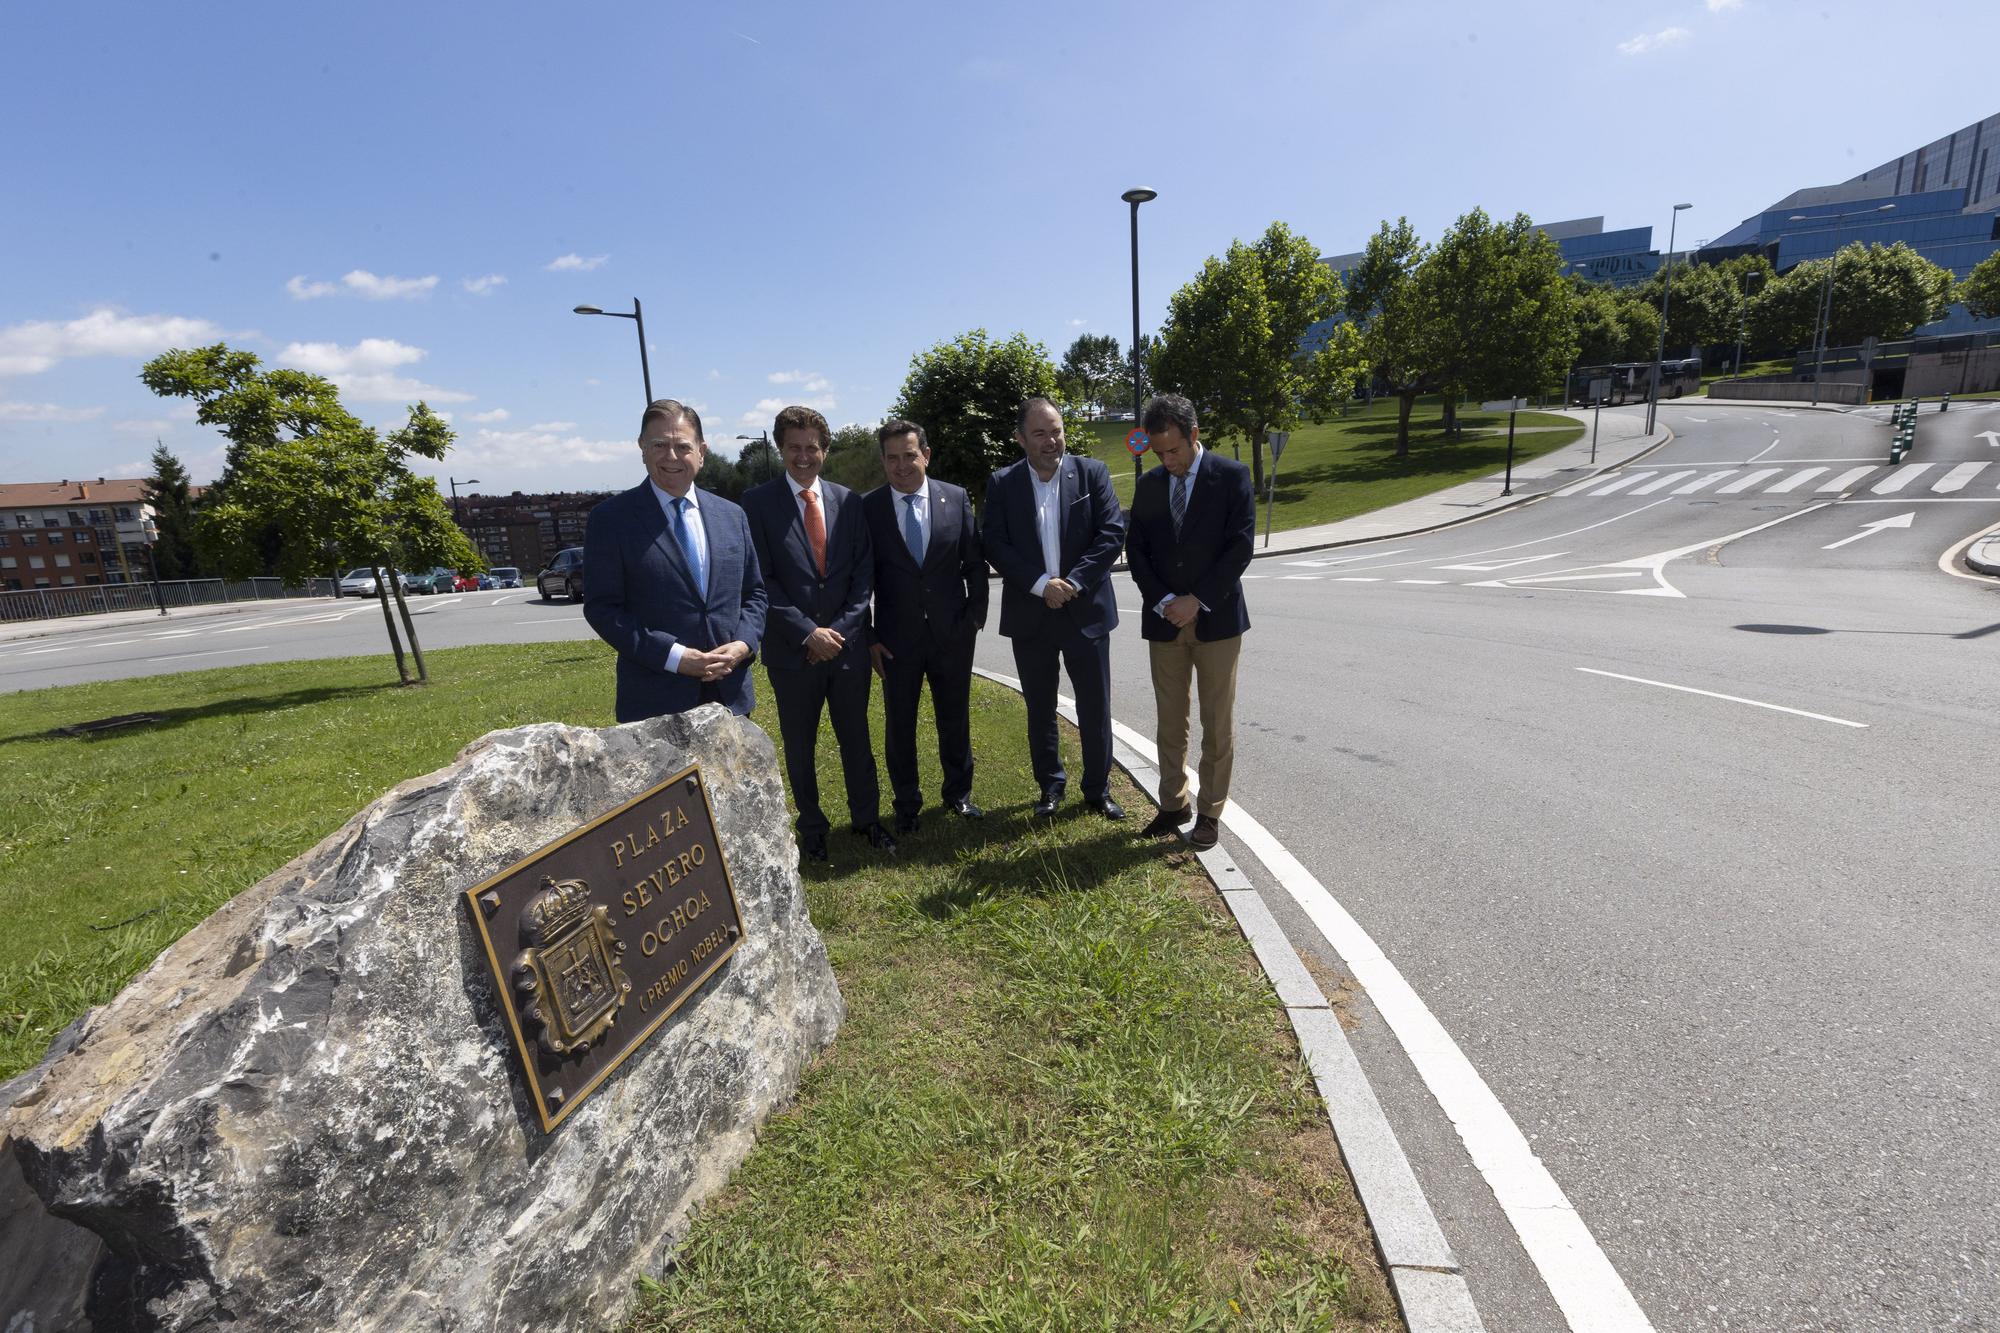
[140,343,477,684]
[1961,249,2000,320]
[1059,333,1125,417]
[891,329,1069,493]
[1750,242,1956,353]
[1416,210,1578,433]
[1344,218,1432,456]
[1151,221,1365,495]
[142,442,202,580]
[1570,280,1659,367]
[821,422,887,492]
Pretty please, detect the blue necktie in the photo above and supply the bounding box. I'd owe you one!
[902,493,924,561]
[1171,473,1188,536]
[672,497,705,595]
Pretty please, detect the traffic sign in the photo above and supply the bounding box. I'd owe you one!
[1267,429,1290,461]
[1125,427,1149,457]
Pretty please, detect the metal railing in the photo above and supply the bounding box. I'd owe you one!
[0,577,338,624]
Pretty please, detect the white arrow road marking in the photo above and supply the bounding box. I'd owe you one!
[1578,668,1867,728]
[1976,430,2000,448]
[1437,552,1572,572]
[1482,503,1837,597]
[1822,511,1915,549]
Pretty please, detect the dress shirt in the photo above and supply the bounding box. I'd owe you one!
[1027,466,1063,597]
[1155,446,1210,617]
[784,472,825,522]
[891,480,930,562]
[650,479,709,672]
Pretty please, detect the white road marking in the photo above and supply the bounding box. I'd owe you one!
[1672,471,1735,495]
[1490,570,1645,585]
[1395,579,1449,584]
[18,643,76,656]
[1823,512,1914,549]
[146,645,271,663]
[1685,416,1711,422]
[146,628,199,639]
[1241,573,1269,579]
[1278,575,1322,581]
[1816,467,1876,492]
[1284,548,1413,567]
[1437,552,1570,572]
[1869,464,1933,494]
[1577,667,1868,728]
[1583,472,1657,496]
[1766,467,1828,493]
[1629,470,1698,495]
[1718,468,1783,493]
[1333,576,1380,582]
[491,594,518,606]
[1933,462,1988,492]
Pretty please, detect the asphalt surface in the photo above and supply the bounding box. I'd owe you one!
[8,403,2000,1330]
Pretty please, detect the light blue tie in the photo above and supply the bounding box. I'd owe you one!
[902,493,924,562]
[672,497,705,595]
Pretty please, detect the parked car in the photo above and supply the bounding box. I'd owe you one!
[337,567,382,597]
[452,572,481,592]
[475,573,496,590]
[406,568,455,595]
[537,547,585,602]
[489,566,522,589]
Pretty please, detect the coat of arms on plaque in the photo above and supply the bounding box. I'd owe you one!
[512,875,631,1059]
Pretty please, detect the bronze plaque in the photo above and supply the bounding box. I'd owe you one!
[464,763,744,1131]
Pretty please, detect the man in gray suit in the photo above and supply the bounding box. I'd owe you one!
[583,399,765,720]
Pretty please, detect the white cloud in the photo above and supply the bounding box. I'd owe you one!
[467,407,510,424]
[113,417,178,435]
[288,270,439,300]
[1618,26,1689,54]
[546,253,609,272]
[0,308,224,376]
[0,399,106,422]
[740,393,837,428]
[767,370,832,392]
[1705,0,1742,10]
[277,338,473,403]
[462,274,508,295]
[454,424,634,473]
[527,420,577,432]
[1067,318,1087,327]
[706,368,722,381]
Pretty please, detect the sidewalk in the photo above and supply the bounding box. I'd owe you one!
[0,593,345,645]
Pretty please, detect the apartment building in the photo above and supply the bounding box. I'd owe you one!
[0,478,155,592]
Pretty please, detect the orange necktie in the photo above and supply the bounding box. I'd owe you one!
[802,489,827,577]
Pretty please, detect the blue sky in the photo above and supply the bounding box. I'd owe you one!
[3,0,1992,496]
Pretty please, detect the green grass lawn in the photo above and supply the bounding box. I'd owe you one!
[1,645,1398,1331]
[1082,401,1582,533]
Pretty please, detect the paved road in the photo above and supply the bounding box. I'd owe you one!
[9,404,1999,1330]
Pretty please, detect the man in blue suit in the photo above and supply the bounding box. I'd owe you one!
[982,397,1128,820]
[1125,393,1255,850]
[583,399,766,721]
[864,418,988,834]
[742,404,895,863]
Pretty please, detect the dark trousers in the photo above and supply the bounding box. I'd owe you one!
[882,631,976,817]
[1011,625,1111,801]
[767,662,880,835]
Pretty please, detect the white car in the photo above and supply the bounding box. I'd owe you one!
[337,567,382,597]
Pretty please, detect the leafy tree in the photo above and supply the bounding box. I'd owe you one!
[1633,254,1779,358]
[140,343,477,684]
[1570,280,1659,367]
[891,329,1070,492]
[1344,218,1432,457]
[1439,210,1578,414]
[142,442,202,580]
[821,422,888,493]
[1059,333,1125,417]
[732,435,780,490]
[1151,221,1364,494]
[1750,242,1955,352]
[1961,249,2000,320]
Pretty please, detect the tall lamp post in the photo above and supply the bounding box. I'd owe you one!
[1732,270,1765,379]
[1122,188,1157,483]
[572,299,653,406]
[1644,202,1693,437]
[734,431,772,485]
[447,476,480,522]
[1786,204,1895,407]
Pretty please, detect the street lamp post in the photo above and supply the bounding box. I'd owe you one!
[1733,270,1765,379]
[1645,203,1693,437]
[1122,188,1157,483]
[1787,205,1895,407]
[734,431,772,485]
[448,476,480,522]
[572,299,653,406]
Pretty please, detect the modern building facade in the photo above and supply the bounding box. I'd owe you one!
[0,478,155,592]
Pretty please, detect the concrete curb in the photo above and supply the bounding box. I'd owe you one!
[1968,534,2000,577]
[977,667,1487,1333]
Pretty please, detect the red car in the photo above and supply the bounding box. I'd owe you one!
[451,573,480,592]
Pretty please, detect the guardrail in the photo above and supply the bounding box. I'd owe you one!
[0,577,337,624]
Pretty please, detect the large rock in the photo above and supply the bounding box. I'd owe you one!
[1,707,842,1332]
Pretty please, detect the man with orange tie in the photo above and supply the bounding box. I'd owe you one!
[742,404,894,863]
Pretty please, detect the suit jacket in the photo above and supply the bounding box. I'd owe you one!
[740,476,873,671]
[863,478,987,657]
[1126,451,1255,643]
[981,453,1125,642]
[583,480,767,720]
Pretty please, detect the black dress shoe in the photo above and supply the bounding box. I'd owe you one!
[946,798,985,820]
[853,821,899,854]
[1032,784,1065,818]
[1142,806,1190,837]
[1188,815,1220,850]
[800,830,830,863]
[1086,795,1127,821]
[895,811,921,836]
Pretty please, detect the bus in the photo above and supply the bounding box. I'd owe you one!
[1568,359,1702,406]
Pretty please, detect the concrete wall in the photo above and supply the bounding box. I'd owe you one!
[1707,380,1868,405]
[1906,347,2000,397]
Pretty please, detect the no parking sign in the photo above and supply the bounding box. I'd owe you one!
[1125,427,1149,457]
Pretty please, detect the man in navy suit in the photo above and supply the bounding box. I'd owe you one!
[1125,393,1255,850]
[864,418,988,834]
[982,397,1128,820]
[742,404,895,863]
[583,399,766,721]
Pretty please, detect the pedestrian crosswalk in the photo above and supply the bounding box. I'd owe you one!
[1554,461,1994,500]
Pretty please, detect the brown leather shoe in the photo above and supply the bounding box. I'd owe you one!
[1187,815,1220,850]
